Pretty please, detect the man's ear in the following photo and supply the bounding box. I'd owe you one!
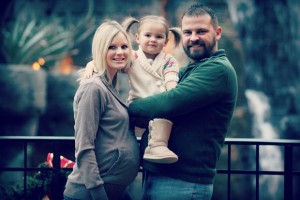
[216,26,222,40]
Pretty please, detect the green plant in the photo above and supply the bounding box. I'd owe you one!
[1,0,96,68]
[0,163,70,200]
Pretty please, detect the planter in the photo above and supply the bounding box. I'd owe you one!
[38,71,79,137]
[0,64,47,187]
[0,64,46,136]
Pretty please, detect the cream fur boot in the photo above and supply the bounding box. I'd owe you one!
[143,118,178,163]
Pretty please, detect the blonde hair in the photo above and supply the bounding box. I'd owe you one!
[122,15,181,47]
[79,20,132,83]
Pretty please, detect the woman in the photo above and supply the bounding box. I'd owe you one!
[63,20,140,200]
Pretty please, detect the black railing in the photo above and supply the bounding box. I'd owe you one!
[0,136,300,200]
[216,138,300,200]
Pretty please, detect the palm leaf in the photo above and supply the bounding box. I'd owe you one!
[1,0,96,67]
[18,20,37,47]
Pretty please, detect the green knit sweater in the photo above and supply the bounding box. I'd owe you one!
[128,49,238,184]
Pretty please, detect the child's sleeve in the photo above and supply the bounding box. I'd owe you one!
[163,54,180,91]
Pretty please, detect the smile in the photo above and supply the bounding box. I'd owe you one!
[190,45,203,50]
[113,58,125,61]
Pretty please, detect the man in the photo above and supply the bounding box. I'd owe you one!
[128,3,238,200]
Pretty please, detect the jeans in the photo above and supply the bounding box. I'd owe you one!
[64,195,131,200]
[142,170,213,200]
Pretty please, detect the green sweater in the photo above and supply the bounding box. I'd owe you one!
[128,50,238,184]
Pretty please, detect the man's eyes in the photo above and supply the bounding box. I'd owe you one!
[183,30,206,35]
[183,31,191,35]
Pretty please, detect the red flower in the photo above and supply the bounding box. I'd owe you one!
[46,153,75,168]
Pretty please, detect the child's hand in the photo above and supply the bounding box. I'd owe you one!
[84,61,97,78]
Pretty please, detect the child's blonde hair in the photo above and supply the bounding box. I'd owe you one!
[122,15,181,47]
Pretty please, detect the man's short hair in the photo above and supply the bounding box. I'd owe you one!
[181,3,219,30]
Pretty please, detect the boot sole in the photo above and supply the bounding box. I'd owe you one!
[143,155,178,164]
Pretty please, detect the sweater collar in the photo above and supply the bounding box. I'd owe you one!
[100,75,128,108]
[136,47,165,79]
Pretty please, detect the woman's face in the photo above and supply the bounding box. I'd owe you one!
[106,32,130,76]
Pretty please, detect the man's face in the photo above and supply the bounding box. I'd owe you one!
[181,14,221,62]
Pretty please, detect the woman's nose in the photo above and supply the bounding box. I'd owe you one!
[116,47,124,54]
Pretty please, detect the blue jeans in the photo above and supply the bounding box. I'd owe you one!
[64,193,132,200]
[142,171,213,200]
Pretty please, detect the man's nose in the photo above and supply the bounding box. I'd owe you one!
[190,33,199,42]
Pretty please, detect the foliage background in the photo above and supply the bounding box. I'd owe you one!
[0,0,299,200]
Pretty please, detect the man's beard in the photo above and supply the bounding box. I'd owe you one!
[183,38,216,61]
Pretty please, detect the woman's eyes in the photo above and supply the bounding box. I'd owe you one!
[108,45,128,50]
[121,45,128,49]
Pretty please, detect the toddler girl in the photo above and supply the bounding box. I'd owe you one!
[122,15,181,164]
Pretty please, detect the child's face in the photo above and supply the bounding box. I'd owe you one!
[136,21,168,59]
[106,32,130,75]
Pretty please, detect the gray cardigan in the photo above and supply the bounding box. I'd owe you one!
[64,75,140,200]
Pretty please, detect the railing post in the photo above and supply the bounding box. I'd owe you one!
[23,141,28,198]
[284,144,293,199]
[256,145,259,200]
[52,141,62,200]
[227,144,231,200]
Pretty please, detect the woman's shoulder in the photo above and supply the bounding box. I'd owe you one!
[79,75,107,91]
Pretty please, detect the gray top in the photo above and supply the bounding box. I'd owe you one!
[64,75,140,200]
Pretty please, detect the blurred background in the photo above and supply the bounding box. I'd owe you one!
[0,0,299,199]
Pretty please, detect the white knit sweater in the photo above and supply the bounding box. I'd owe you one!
[127,47,179,104]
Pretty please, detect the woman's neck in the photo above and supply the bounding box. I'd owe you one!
[106,69,117,84]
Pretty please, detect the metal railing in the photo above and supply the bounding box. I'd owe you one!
[217,138,300,200]
[0,136,300,200]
